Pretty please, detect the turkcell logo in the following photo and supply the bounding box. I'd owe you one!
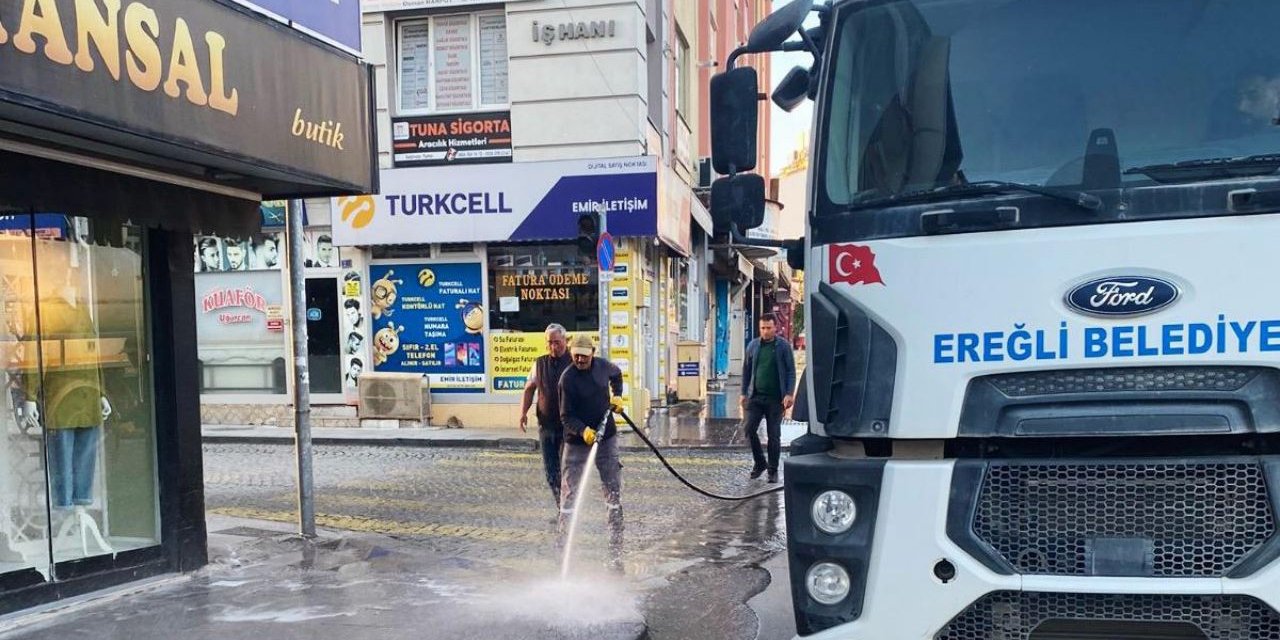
[385,192,513,216]
[1066,276,1180,317]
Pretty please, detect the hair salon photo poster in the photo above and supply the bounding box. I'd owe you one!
[367,262,485,392]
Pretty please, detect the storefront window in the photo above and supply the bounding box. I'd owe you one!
[0,213,160,577]
[193,234,288,394]
[488,244,598,332]
[488,244,599,394]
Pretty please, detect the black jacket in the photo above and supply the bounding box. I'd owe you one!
[559,357,623,444]
[533,353,571,428]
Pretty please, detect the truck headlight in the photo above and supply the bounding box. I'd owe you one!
[811,490,857,534]
[805,562,850,605]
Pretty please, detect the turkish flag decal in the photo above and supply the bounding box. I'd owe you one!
[829,244,885,286]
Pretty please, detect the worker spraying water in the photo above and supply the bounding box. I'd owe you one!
[557,334,626,575]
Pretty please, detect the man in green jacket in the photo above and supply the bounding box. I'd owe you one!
[740,313,797,484]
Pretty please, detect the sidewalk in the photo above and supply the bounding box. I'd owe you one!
[202,423,540,449]
[0,514,645,640]
[204,376,805,451]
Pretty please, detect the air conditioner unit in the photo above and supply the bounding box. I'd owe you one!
[698,157,714,188]
[358,372,431,423]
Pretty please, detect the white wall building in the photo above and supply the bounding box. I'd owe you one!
[198,0,713,427]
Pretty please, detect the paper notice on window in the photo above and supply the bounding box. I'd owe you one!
[499,296,519,312]
[398,22,431,110]
[433,15,473,110]
[478,14,508,105]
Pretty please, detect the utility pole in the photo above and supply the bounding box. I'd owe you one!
[286,198,316,538]
[597,204,611,360]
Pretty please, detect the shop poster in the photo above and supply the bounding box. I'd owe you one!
[368,262,485,392]
[341,266,367,394]
[610,243,638,414]
[489,330,599,394]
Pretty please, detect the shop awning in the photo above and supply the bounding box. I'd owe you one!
[0,150,259,237]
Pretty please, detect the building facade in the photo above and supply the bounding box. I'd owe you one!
[0,0,372,611]
[201,0,720,427]
[695,0,775,379]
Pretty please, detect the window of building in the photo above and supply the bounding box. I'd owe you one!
[488,244,598,333]
[396,13,509,114]
[192,234,288,395]
[675,30,691,121]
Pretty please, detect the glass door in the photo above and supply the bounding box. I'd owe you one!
[33,216,160,567]
[0,212,53,583]
[306,278,342,394]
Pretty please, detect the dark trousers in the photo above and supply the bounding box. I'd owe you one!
[538,426,564,507]
[558,437,623,559]
[744,396,783,471]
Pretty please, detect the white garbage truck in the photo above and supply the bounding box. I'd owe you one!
[708,1,1280,637]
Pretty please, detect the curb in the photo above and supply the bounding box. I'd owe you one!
[201,433,770,453]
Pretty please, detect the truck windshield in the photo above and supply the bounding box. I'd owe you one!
[821,0,1280,208]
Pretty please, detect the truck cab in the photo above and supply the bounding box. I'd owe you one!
[709,1,1280,638]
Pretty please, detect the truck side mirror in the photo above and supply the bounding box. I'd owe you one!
[772,66,811,112]
[710,67,759,175]
[744,0,814,54]
[711,174,766,234]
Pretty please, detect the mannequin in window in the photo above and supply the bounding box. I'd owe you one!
[16,270,112,554]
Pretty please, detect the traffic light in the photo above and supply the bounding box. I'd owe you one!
[576,211,600,258]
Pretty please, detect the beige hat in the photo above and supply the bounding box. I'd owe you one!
[569,334,596,357]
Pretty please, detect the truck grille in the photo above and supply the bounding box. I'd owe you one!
[973,462,1275,577]
[986,366,1260,397]
[936,592,1280,640]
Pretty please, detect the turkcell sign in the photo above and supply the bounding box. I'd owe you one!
[384,192,514,216]
[333,157,658,246]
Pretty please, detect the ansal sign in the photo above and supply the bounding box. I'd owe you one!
[0,0,375,194]
[1,0,240,115]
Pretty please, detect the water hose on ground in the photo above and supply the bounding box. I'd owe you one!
[617,410,784,501]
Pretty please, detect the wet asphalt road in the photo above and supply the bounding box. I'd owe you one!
[200,442,792,640]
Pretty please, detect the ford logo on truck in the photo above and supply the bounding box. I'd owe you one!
[1066,276,1180,317]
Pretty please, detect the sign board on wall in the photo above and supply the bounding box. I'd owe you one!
[368,263,486,392]
[230,0,361,53]
[193,272,285,344]
[332,157,657,246]
[0,0,374,194]
[392,112,513,167]
[609,244,638,413]
[362,0,534,12]
[489,331,599,394]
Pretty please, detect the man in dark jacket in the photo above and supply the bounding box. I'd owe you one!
[519,323,571,512]
[558,333,626,570]
[740,313,797,483]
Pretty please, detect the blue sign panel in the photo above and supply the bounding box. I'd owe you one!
[0,214,69,239]
[236,0,361,52]
[677,363,700,377]
[368,263,485,392]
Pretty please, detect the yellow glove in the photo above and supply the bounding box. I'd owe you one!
[609,396,626,414]
[583,427,598,446]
